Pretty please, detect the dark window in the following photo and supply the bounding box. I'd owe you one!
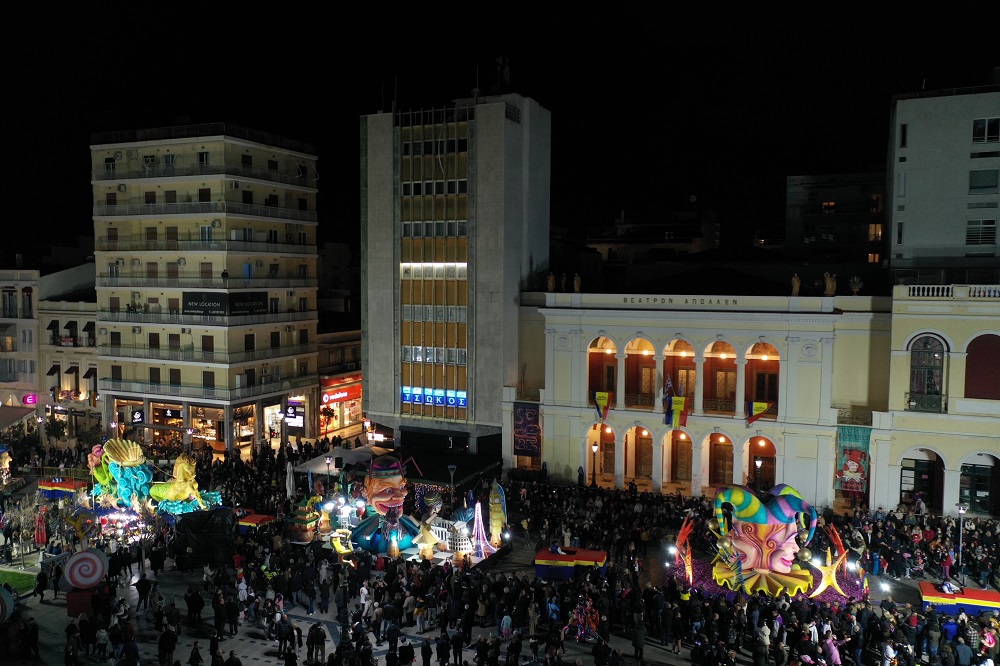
[268,159,278,171]
[111,365,122,381]
[271,331,281,348]
[202,371,214,388]
[198,188,211,202]
[243,190,254,205]
[965,334,1000,400]
[148,333,160,349]
[149,367,160,384]
[899,123,907,148]
[169,368,181,385]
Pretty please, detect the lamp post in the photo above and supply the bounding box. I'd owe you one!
[325,455,333,496]
[754,456,763,494]
[591,442,599,487]
[448,464,457,510]
[956,502,968,586]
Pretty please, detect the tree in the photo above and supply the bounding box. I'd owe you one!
[44,416,67,440]
[320,406,336,429]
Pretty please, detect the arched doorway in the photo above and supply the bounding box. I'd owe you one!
[709,432,732,486]
[960,452,1000,515]
[748,436,777,490]
[667,429,692,493]
[908,335,947,413]
[587,337,618,408]
[899,448,945,511]
[624,340,656,410]
[703,341,737,415]
[586,423,617,487]
[627,426,653,488]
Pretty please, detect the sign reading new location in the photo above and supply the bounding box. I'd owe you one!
[183,292,268,316]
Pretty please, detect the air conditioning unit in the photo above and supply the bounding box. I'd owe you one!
[126,149,138,158]
[230,181,240,190]
[132,327,142,334]
[98,328,108,336]
[117,184,127,192]
[181,328,191,334]
[255,260,264,268]
[131,292,141,300]
[177,258,186,266]
[284,326,293,333]
[115,259,125,266]
[114,151,122,160]
[287,291,295,297]
[130,259,141,267]
[211,219,222,228]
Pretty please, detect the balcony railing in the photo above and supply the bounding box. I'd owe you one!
[46,336,97,348]
[92,160,316,188]
[96,275,317,289]
[837,408,873,426]
[97,343,318,364]
[905,392,947,413]
[624,393,655,409]
[703,399,736,413]
[95,237,315,255]
[98,373,318,401]
[96,309,317,326]
[93,201,317,223]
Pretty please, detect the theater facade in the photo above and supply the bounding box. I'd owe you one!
[502,286,1000,516]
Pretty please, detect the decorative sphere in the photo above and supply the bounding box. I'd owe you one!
[708,518,720,532]
[797,548,812,561]
[718,537,733,551]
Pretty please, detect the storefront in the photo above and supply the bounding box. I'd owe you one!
[189,405,225,449]
[319,380,362,436]
[112,398,146,440]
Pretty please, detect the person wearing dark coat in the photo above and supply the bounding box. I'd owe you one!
[188,641,206,666]
[421,639,434,666]
[399,637,416,666]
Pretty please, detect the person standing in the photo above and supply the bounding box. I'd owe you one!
[188,641,205,666]
[34,567,48,601]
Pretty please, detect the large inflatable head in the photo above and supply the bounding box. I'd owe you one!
[364,455,407,517]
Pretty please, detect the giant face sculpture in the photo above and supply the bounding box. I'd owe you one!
[364,455,407,518]
[712,484,818,596]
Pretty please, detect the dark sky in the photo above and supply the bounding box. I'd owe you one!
[6,24,996,263]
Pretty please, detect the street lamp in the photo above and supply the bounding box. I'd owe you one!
[754,456,763,494]
[956,502,969,586]
[448,464,457,510]
[591,442,599,487]
[325,455,333,496]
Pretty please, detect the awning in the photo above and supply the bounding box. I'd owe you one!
[65,321,77,330]
[83,368,97,379]
[0,406,36,431]
[64,366,79,374]
[82,322,95,333]
[46,321,60,331]
[46,365,61,376]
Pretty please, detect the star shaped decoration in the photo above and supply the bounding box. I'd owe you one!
[809,550,849,598]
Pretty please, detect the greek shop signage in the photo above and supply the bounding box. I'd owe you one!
[400,387,467,407]
[624,296,739,306]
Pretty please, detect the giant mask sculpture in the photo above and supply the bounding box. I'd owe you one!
[711,484,817,596]
[350,455,420,554]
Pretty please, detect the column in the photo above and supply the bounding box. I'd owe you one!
[693,357,706,415]
[614,432,626,489]
[819,337,834,424]
[691,440,705,497]
[543,328,556,403]
[734,359,747,417]
[468,435,478,455]
[280,395,288,445]
[733,439,747,485]
[142,398,151,444]
[224,404,234,452]
[616,353,627,409]
[870,438,892,513]
[569,330,585,407]
[182,401,192,453]
[654,354,665,411]
[501,388,515,471]
[783,337,800,419]
[942,469,962,515]
[652,441,663,493]
[254,399,264,445]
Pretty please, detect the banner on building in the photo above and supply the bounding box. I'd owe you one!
[835,425,872,492]
[592,391,610,422]
[512,402,541,458]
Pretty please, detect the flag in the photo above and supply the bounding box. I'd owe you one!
[666,396,688,428]
[593,391,610,423]
[745,401,771,427]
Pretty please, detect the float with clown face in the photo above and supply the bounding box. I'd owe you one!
[349,455,421,555]
[711,484,818,596]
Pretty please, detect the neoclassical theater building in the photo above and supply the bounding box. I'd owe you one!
[502,286,999,516]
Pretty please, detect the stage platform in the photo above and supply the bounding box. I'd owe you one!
[919,581,1000,615]
[534,548,607,580]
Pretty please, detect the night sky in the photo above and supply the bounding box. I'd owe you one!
[6,22,996,265]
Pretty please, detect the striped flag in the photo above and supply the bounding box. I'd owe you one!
[745,402,772,427]
[592,391,610,423]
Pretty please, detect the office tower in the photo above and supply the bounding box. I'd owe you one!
[361,94,551,452]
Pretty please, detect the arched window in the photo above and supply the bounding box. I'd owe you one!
[908,335,946,412]
[965,334,1000,400]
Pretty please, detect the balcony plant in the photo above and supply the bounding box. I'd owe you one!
[849,276,863,295]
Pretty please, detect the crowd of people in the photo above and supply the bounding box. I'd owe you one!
[1,437,999,666]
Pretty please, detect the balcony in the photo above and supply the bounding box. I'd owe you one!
[92,160,316,188]
[96,275,317,289]
[46,336,97,348]
[896,284,1000,299]
[97,373,318,401]
[96,309,317,327]
[703,399,736,414]
[95,236,315,255]
[587,391,617,409]
[624,393,655,409]
[92,200,317,223]
[97,342,318,364]
[905,392,947,413]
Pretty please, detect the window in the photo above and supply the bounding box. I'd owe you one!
[972,118,999,144]
[899,123,907,148]
[868,253,881,264]
[677,368,696,397]
[909,335,945,402]
[111,365,122,381]
[266,194,279,207]
[897,172,906,197]
[144,191,156,205]
[297,165,307,180]
[868,224,883,241]
[165,190,177,204]
[243,190,254,204]
[148,333,160,349]
[402,346,412,362]
[198,188,210,203]
[970,169,999,195]
[169,368,181,385]
[268,159,278,171]
[106,192,117,206]
[965,334,1000,400]
[966,219,997,245]
[241,154,252,168]
[897,221,904,245]
[202,371,214,389]
[198,152,209,168]
[104,157,115,176]
[821,201,836,214]
[754,372,778,403]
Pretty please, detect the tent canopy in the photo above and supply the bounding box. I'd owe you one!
[294,445,392,475]
[0,405,36,431]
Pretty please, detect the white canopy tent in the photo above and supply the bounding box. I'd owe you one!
[293,445,392,476]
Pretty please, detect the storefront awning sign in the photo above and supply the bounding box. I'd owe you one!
[46,365,61,376]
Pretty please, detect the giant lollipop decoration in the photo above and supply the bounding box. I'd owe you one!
[65,548,109,589]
